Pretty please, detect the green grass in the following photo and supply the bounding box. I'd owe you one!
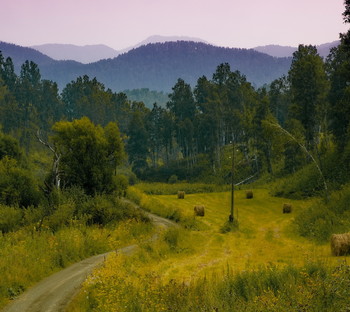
[134,182,230,195]
[0,218,154,309]
[67,185,350,311]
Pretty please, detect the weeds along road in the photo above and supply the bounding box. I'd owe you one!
[1,208,177,312]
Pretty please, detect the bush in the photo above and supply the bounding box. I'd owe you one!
[168,174,178,184]
[47,203,76,231]
[113,174,128,197]
[273,163,325,199]
[0,205,23,233]
[294,185,350,242]
[0,157,41,207]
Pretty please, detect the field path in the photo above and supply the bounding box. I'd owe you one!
[1,208,176,312]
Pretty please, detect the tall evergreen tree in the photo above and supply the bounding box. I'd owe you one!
[288,45,329,150]
[127,109,149,175]
[16,61,42,152]
[167,78,196,163]
[327,1,350,149]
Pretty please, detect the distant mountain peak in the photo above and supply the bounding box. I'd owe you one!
[253,40,340,58]
[142,35,208,44]
[30,43,119,64]
[119,35,209,54]
[253,45,298,58]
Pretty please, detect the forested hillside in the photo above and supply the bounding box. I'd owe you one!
[0,41,291,91]
[85,41,292,91]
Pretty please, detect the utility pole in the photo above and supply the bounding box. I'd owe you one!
[229,140,235,222]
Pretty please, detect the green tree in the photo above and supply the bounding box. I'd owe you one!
[127,110,149,175]
[268,76,290,125]
[327,1,350,149]
[1,56,17,92]
[288,45,329,150]
[51,117,125,195]
[38,80,64,131]
[62,75,115,125]
[344,0,350,23]
[147,103,164,168]
[16,61,42,152]
[167,78,196,164]
[0,157,40,207]
[252,89,274,174]
[0,130,23,161]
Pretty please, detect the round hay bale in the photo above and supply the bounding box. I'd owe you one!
[177,191,185,199]
[246,190,253,199]
[194,205,205,217]
[330,233,350,256]
[283,203,292,213]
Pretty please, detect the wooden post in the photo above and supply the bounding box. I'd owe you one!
[229,141,235,222]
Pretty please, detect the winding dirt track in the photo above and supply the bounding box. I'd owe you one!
[1,210,176,312]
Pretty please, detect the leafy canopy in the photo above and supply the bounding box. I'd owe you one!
[51,117,125,195]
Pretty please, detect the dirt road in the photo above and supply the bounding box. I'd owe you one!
[1,210,176,312]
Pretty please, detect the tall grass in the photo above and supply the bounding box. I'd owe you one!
[135,182,230,195]
[68,243,350,312]
[294,184,350,242]
[0,213,153,309]
[126,186,200,229]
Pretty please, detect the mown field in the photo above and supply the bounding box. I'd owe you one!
[67,185,350,312]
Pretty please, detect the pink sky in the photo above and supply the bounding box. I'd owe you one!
[0,0,348,49]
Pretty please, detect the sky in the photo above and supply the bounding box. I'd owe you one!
[0,0,348,50]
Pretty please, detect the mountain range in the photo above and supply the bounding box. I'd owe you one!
[29,36,339,64]
[253,41,339,58]
[0,37,339,93]
[31,35,208,64]
[30,43,119,64]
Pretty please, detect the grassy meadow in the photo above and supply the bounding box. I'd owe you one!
[67,184,350,311]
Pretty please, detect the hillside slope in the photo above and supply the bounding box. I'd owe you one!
[31,43,119,63]
[1,41,291,91]
[86,41,292,91]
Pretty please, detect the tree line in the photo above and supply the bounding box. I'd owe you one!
[0,0,350,191]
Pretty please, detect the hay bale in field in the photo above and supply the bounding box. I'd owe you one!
[246,190,253,199]
[283,203,292,213]
[194,205,205,217]
[330,233,350,256]
[177,191,185,199]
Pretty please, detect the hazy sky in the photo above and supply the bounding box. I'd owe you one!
[1,0,348,50]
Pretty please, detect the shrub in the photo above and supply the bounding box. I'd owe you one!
[47,202,76,231]
[0,205,23,233]
[294,185,350,242]
[163,227,180,249]
[273,163,325,199]
[168,174,178,184]
[113,174,128,197]
[0,157,41,207]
